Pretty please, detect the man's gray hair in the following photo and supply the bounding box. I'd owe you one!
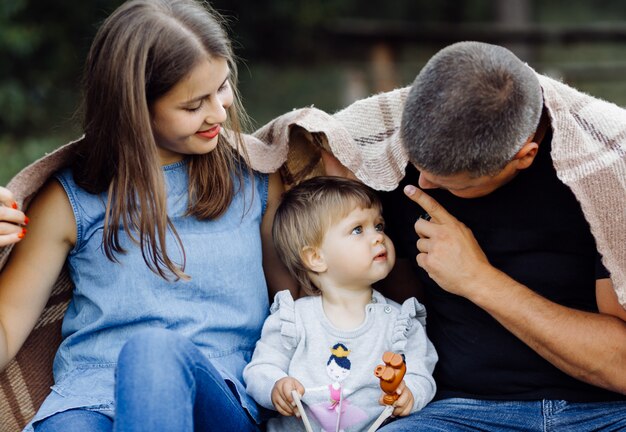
[401,41,543,176]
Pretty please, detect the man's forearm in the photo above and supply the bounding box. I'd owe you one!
[468,267,626,395]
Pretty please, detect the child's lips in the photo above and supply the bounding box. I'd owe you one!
[197,124,220,139]
[374,250,387,261]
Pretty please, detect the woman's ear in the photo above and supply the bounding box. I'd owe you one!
[301,246,327,273]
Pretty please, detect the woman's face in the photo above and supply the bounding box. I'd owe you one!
[151,55,233,165]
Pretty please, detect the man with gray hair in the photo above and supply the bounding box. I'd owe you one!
[375,41,626,430]
[402,41,543,180]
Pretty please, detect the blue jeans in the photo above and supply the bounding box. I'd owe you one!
[35,329,260,432]
[34,410,113,432]
[379,398,626,431]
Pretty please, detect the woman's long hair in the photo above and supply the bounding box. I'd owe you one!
[74,0,250,280]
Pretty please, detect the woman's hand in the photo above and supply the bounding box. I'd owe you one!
[0,186,28,247]
[271,376,306,417]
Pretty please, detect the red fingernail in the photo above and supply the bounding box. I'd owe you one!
[11,202,18,209]
[18,229,26,239]
[24,216,29,225]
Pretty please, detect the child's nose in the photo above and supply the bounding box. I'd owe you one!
[372,232,384,245]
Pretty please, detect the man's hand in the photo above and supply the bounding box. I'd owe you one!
[271,377,306,417]
[403,185,497,298]
[379,380,415,417]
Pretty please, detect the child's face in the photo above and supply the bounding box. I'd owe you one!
[318,206,395,289]
[151,55,234,165]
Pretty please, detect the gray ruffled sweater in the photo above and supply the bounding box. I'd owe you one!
[243,290,437,432]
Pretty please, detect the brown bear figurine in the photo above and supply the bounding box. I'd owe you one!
[373,351,406,405]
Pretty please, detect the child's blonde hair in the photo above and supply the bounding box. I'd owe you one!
[273,176,382,295]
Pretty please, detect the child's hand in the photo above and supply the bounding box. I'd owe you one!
[271,377,306,417]
[379,380,414,417]
[0,187,28,246]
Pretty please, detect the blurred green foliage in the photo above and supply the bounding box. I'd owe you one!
[1,0,626,184]
[211,0,495,64]
[0,0,123,134]
[0,0,125,183]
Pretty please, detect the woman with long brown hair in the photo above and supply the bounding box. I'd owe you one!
[0,0,293,430]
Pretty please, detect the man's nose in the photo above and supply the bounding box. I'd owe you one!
[418,173,438,190]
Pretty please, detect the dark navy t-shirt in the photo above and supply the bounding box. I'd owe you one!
[379,129,622,402]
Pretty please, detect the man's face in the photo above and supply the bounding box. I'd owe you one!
[414,160,520,199]
[412,115,545,199]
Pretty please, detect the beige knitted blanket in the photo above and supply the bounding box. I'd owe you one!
[0,74,624,431]
[250,75,626,307]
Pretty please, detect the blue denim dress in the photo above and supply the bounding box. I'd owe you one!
[25,160,270,430]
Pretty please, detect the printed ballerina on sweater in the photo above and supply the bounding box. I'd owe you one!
[244,177,438,432]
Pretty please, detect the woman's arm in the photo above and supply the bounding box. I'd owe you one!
[261,171,299,299]
[0,180,75,370]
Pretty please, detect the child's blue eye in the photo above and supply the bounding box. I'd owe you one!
[375,223,385,232]
[351,226,363,235]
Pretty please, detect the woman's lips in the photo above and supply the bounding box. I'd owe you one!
[197,125,220,139]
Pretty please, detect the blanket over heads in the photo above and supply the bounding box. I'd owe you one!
[0,73,625,431]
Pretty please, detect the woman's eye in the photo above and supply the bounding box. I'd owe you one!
[375,223,385,232]
[218,81,230,93]
[351,226,363,235]
[185,100,204,112]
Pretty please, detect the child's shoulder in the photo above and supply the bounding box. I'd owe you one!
[373,290,400,309]
[373,290,427,322]
[270,290,320,313]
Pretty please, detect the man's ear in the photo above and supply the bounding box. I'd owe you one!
[301,246,327,273]
[513,141,539,170]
